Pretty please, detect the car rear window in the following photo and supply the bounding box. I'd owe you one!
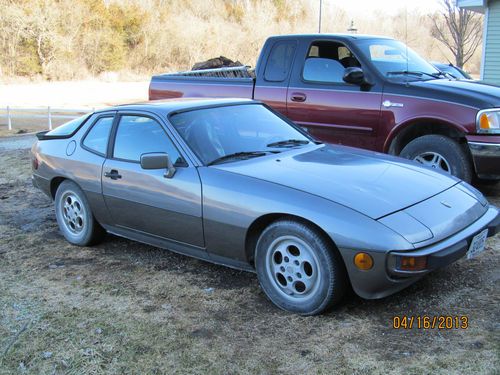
[45,114,90,137]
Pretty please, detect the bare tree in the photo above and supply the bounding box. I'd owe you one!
[430,0,483,68]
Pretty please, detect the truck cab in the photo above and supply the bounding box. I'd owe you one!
[150,34,500,182]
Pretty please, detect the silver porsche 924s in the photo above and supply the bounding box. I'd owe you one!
[31,99,499,315]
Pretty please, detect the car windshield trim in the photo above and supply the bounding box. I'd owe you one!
[386,70,444,80]
[207,151,276,166]
[266,139,310,148]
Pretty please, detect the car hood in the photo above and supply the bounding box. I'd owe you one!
[214,144,459,219]
[409,79,500,108]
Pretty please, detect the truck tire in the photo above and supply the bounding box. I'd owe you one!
[399,135,472,182]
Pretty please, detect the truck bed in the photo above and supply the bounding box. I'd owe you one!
[149,66,255,101]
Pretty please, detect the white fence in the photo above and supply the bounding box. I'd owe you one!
[0,106,95,131]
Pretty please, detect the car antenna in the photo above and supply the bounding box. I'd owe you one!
[405,4,409,86]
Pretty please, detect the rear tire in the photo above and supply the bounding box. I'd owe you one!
[55,180,105,246]
[255,219,347,315]
[399,135,472,182]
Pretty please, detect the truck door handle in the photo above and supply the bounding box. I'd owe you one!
[290,93,307,102]
[104,170,122,180]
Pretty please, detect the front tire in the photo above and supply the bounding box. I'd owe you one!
[399,135,472,182]
[55,180,105,246]
[255,219,347,315]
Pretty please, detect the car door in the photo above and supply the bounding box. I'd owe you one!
[286,39,382,151]
[101,112,204,247]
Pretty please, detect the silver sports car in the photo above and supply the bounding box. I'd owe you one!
[31,99,499,315]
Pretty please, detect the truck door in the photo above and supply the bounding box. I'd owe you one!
[286,40,382,150]
[253,39,298,117]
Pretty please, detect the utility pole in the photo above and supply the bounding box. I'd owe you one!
[319,0,322,33]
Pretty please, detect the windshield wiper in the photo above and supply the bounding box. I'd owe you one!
[207,151,271,166]
[266,139,310,148]
[386,71,442,79]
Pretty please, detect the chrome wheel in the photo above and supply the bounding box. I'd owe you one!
[414,152,451,173]
[60,192,86,234]
[265,235,321,301]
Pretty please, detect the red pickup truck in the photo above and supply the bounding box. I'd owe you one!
[149,34,500,182]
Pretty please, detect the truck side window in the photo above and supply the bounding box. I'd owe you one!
[264,41,296,82]
[303,58,345,83]
[303,41,361,84]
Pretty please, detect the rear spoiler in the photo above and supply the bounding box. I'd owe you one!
[36,131,49,140]
[36,131,73,140]
[35,113,92,140]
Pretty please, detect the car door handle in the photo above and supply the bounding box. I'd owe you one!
[104,170,122,180]
[290,93,307,102]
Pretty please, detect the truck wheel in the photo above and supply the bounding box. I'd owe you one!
[399,135,472,182]
[255,219,347,315]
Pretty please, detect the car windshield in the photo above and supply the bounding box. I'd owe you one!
[169,104,312,165]
[435,64,472,80]
[356,39,442,81]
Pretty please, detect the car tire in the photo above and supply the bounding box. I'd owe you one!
[399,135,472,182]
[255,219,347,315]
[55,180,105,246]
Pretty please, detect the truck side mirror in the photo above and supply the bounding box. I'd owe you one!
[343,67,365,85]
[140,152,176,178]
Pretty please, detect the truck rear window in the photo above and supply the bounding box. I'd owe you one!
[264,41,296,82]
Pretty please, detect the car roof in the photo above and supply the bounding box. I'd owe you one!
[267,33,394,41]
[96,98,257,115]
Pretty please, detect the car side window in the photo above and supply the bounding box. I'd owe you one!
[113,115,182,164]
[264,41,297,82]
[82,116,113,155]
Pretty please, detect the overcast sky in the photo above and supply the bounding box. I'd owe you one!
[323,0,442,16]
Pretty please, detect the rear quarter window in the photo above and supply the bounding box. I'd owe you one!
[82,117,114,156]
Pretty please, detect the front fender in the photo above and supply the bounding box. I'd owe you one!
[199,167,413,265]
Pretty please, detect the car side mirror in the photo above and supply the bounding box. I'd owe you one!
[140,152,176,178]
[343,67,365,85]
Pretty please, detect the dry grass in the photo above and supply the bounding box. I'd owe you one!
[0,0,483,80]
[0,144,498,374]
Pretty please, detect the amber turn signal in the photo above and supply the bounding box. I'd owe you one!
[479,113,490,129]
[399,256,427,271]
[354,252,373,270]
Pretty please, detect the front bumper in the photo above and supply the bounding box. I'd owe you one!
[344,205,499,299]
[467,136,500,180]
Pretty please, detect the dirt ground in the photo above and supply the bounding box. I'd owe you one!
[0,136,498,374]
